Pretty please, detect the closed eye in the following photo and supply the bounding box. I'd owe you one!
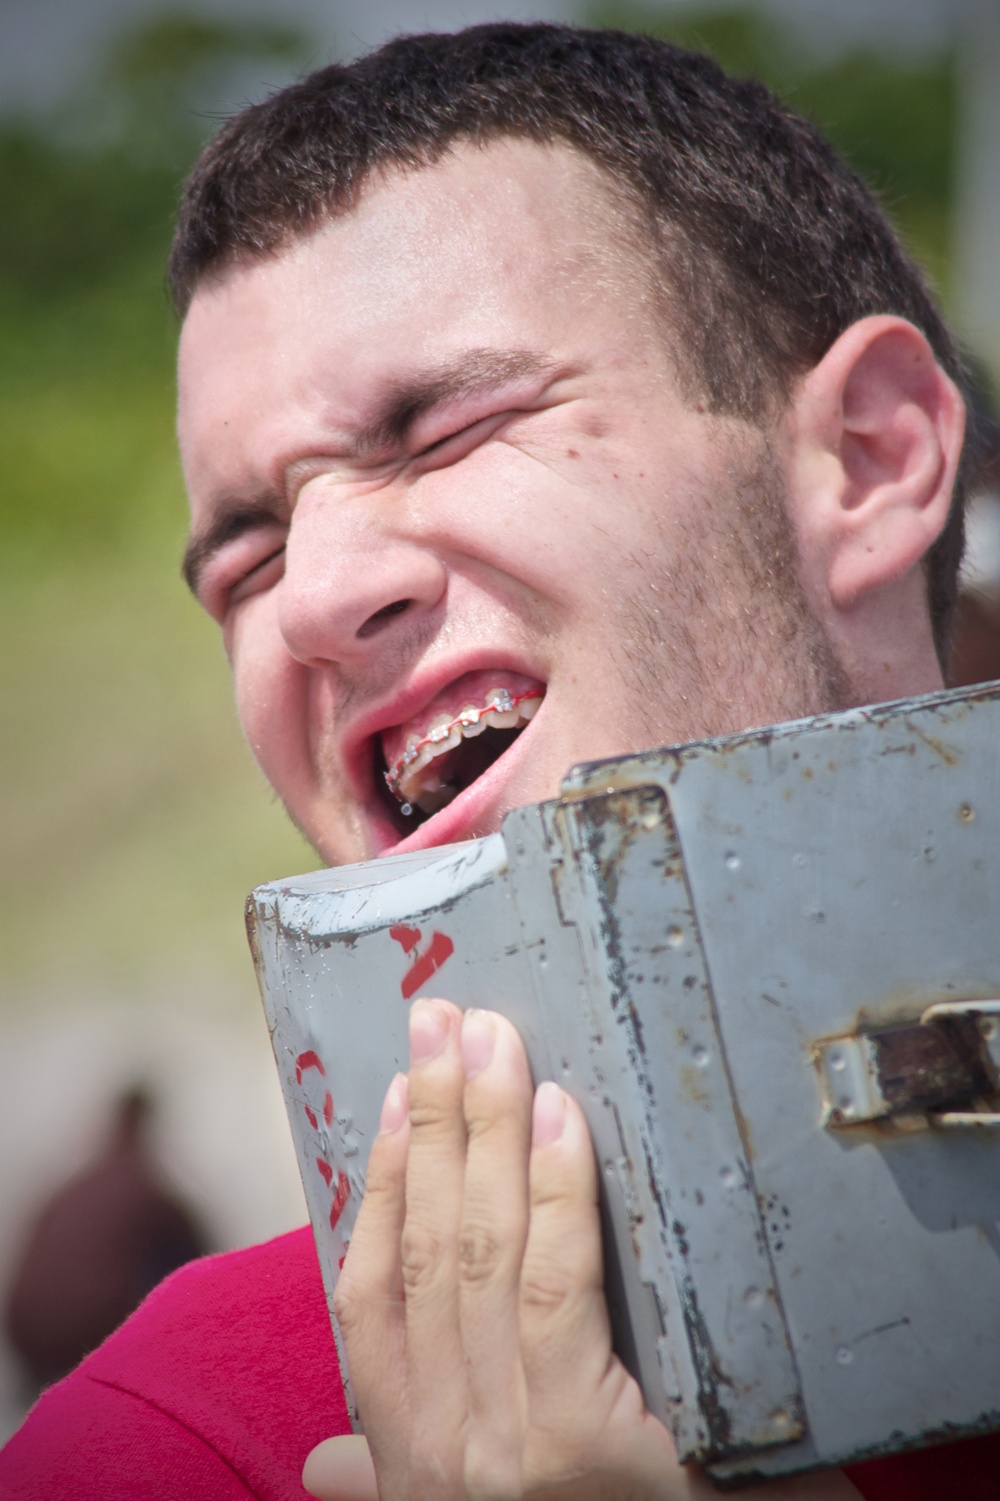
[196,533,286,620]
[410,409,519,474]
[228,544,286,607]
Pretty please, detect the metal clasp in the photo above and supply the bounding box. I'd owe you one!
[817,1000,1000,1130]
[918,1000,1000,1127]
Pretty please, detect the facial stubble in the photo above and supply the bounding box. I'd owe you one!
[616,427,851,750]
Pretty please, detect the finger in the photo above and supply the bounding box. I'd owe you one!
[520,1084,612,1411]
[400,997,468,1470]
[457,1010,534,1493]
[521,1087,685,1493]
[302,1434,378,1501]
[331,1074,411,1480]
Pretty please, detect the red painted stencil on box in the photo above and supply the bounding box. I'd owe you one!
[389,924,455,999]
[329,1171,350,1230]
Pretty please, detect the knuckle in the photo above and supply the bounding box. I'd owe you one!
[457,1219,504,1286]
[464,1096,519,1136]
[519,1253,576,1315]
[332,1273,365,1339]
[360,1152,402,1203]
[400,1221,445,1296]
[407,1095,459,1136]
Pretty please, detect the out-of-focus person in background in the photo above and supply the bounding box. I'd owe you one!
[3,1086,208,1398]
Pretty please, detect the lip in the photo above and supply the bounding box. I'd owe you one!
[341,654,548,856]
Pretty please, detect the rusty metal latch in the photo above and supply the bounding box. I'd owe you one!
[817,1000,1000,1129]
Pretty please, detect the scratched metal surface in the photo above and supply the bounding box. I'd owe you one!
[499,793,803,1458]
[564,679,1000,1479]
[249,680,1000,1479]
[545,789,805,1462]
[248,831,527,1423]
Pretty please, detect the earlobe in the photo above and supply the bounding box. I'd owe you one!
[789,315,965,613]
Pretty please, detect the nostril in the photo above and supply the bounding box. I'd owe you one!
[356,598,411,639]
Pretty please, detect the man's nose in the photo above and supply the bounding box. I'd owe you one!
[276,492,447,668]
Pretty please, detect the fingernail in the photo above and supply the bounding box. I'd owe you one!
[379,1072,408,1133]
[409,998,449,1063]
[461,1009,496,1078]
[532,1080,567,1147]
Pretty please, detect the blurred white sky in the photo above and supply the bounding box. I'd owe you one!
[0,0,970,117]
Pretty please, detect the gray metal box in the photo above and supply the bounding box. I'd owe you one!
[248,681,1000,1482]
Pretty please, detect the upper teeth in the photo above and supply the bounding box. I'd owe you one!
[385,688,543,809]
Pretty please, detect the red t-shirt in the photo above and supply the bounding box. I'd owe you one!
[0,1224,996,1499]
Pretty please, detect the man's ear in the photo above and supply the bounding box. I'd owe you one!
[786,315,965,616]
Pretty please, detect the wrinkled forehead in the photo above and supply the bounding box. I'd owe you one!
[177,139,663,460]
[182,136,654,339]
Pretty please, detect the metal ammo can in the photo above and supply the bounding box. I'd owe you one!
[248,680,1000,1482]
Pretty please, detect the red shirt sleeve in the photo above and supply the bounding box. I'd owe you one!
[4,1221,997,1498]
[0,1376,257,1501]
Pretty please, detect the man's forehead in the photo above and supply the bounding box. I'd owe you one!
[183,136,644,327]
[179,138,653,428]
[176,129,687,570]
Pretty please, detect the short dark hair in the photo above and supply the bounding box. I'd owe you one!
[169,22,970,663]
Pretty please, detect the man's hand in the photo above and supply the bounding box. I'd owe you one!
[303,999,859,1501]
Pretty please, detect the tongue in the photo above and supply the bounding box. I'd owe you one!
[381,669,545,772]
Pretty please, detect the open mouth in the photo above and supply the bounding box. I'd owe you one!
[376,669,545,834]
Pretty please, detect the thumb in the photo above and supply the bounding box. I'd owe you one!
[303,1433,379,1501]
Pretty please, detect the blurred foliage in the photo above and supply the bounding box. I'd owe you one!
[0,12,310,563]
[0,14,317,999]
[588,5,955,298]
[0,6,959,561]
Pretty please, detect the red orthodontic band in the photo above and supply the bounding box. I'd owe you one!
[384,688,544,803]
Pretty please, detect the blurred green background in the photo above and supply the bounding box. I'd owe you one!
[1,16,317,1006]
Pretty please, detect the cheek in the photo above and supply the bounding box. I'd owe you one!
[228,607,306,779]
[428,453,616,610]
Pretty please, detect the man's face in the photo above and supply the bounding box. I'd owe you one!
[179,139,837,866]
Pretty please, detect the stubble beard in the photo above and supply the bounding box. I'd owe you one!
[615,427,851,751]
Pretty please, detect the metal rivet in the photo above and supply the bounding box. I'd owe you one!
[692,1044,709,1067]
[725,851,740,870]
[959,803,975,822]
[836,1346,854,1366]
[667,926,684,948]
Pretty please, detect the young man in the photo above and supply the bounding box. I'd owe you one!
[3,22,996,1501]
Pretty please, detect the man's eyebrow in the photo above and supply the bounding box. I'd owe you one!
[182,494,282,598]
[351,348,558,457]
